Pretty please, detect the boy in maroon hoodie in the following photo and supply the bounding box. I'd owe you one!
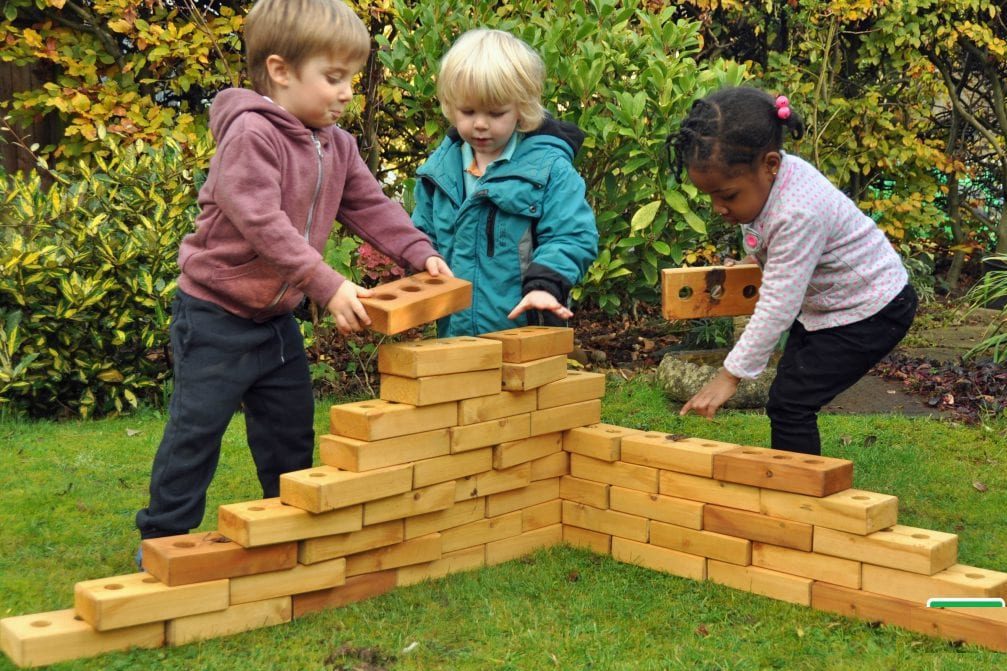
[135,0,449,551]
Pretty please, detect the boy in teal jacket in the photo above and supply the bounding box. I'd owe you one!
[412,29,598,337]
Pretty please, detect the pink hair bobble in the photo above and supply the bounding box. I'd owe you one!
[775,95,792,120]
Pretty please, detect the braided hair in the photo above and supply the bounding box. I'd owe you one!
[668,87,805,178]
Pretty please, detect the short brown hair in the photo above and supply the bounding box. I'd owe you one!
[244,0,370,95]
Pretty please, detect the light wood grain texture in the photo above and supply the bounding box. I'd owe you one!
[360,272,472,335]
[661,265,761,319]
[712,446,853,497]
[377,336,501,377]
[141,531,296,586]
[479,326,574,362]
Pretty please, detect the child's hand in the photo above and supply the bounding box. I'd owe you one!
[724,255,759,267]
[326,281,373,335]
[425,256,454,278]
[507,290,573,321]
[680,368,740,419]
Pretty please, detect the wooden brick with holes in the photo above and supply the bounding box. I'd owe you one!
[440,510,524,552]
[140,531,296,586]
[329,399,457,442]
[479,326,574,362]
[621,434,739,477]
[609,486,704,530]
[861,563,1007,605]
[450,414,530,453]
[344,533,442,577]
[74,572,229,631]
[528,451,569,481]
[911,604,1007,652]
[522,499,562,531]
[280,464,413,514]
[362,481,457,525]
[561,501,649,542]
[611,537,706,581]
[318,429,450,472]
[501,355,568,391]
[404,497,485,540]
[530,399,601,435]
[218,497,362,548]
[563,525,612,554]
[486,478,560,517]
[703,505,814,551]
[537,370,606,409]
[230,558,346,605]
[494,432,562,470]
[752,542,862,589]
[712,446,853,497]
[397,546,486,587]
[560,475,611,509]
[563,423,644,462]
[660,470,761,511]
[0,609,164,668]
[569,453,659,493]
[413,448,493,488]
[380,369,501,406]
[299,520,404,565]
[292,570,397,618]
[660,265,762,320]
[166,596,291,646]
[486,524,562,564]
[814,524,958,575]
[455,463,531,502]
[459,390,537,425]
[650,521,751,565]
[811,581,918,629]
[359,272,472,335]
[377,336,501,377]
[707,560,812,606]
[759,488,898,535]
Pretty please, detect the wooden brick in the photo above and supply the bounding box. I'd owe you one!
[329,398,457,442]
[537,371,606,409]
[707,560,811,605]
[660,470,761,512]
[218,497,362,547]
[404,498,485,540]
[345,534,442,577]
[911,605,1007,652]
[703,505,813,551]
[621,434,738,477]
[0,609,163,668]
[380,369,501,406]
[650,521,751,565]
[360,272,472,335]
[563,423,643,462]
[280,464,413,514]
[319,429,449,472]
[530,399,601,435]
[529,452,569,480]
[459,390,537,425]
[712,446,853,497]
[811,581,916,629]
[611,537,706,581]
[450,413,530,453]
[501,355,567,391]
[377,336,501,377]
[363,481,456,525]
[397,546,486,587]
[661,265,761,319]
[413,448,492,487]
[75,572,229,631]
[230,559,346,605]
[141,531,296,587]
[563,525,612,554]
[759,488,898,535]
[479,326,574,362]
[522,499,562,531]
[752,543,861,589]
[455,463,531,502]
[441,511,523,552]
[561,501,648,542]
[291,571,397,618]
[166,596,290,646]
[569,453,658,493]
[486,524,562,564]
[494,432,562,469]
[814,525,958,575]
[609,487,703,530]
[861,563,1007,605]
[560,475,610,509]
[486,478,560,517]
[299,520,404,564]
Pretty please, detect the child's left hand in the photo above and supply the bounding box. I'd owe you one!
[508,290,573,321]
[680,368,740,419]
[425,256,454,277]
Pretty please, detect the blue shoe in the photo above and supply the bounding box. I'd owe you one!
[135,546,143,571]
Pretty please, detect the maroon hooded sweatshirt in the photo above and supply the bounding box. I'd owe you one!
[177,88,437,321]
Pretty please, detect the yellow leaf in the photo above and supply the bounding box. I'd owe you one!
[97,369,124,383]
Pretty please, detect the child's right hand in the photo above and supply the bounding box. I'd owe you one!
[724,255,759,267]
[326,281,374,335]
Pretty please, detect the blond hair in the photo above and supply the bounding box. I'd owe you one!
[244,0,370,95]
[437,29,545,132]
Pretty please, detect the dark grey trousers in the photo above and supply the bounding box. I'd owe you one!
[136,291,314,539]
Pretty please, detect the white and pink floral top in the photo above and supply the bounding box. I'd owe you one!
[723,152,907,379]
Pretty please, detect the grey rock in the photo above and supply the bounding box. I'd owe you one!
[656,354,776,408]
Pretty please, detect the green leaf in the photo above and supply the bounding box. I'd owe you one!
[683,210,707,235]
[630,201,662,233]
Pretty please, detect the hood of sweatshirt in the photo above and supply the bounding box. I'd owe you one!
[208,88,321,146]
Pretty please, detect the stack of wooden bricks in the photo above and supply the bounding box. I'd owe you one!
[2,326,1006,668]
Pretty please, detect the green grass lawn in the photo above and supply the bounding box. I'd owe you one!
[1,376,1005,670]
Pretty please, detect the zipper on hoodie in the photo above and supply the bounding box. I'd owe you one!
[485,206,498,258]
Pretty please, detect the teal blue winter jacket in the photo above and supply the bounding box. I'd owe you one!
[411,117,599,337]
